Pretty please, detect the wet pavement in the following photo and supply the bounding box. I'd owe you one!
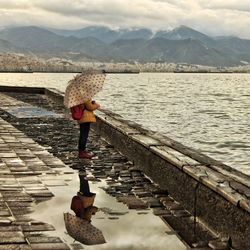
[0,91,229,249]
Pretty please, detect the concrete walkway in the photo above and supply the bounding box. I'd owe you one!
[0,90,234,250]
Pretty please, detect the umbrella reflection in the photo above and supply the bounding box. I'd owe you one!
[64,171,106,245]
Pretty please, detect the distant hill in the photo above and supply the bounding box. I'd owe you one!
[0,39,20,52]
[49,26,153,43]
[110,37,240,66]
[0,25,250,66]
[0,26,64,51]
[155,26,214,45]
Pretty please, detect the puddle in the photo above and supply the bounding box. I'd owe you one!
[7,105,62,118]
[30,172,187,250]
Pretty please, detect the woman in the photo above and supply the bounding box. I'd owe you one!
[64,70,106,159]
[71,171,98,221]
[78,99,100,159]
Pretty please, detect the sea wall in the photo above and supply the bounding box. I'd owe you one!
[92,109,250,249]
[0,86,249,249]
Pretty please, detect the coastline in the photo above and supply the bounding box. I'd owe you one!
[1,53,250,74]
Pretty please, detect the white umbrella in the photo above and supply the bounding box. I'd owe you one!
[64,71,106,108]
[64,212,106,245]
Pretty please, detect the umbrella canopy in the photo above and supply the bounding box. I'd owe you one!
[64,71,106,108]
[64,212,106,245]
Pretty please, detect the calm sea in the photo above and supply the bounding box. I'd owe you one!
[0,72,249,175]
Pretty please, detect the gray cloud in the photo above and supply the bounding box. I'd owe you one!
[199,0,250,12]
[0,0,32,9]
[0,0,250,38]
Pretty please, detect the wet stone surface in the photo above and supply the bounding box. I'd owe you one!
[0,91,231,249]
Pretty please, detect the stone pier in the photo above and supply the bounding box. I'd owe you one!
[0,86,249,250]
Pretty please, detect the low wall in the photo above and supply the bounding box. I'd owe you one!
[92,110,250,250]
[0,85,249,249]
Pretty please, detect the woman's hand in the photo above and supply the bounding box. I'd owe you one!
[92,100,100,109]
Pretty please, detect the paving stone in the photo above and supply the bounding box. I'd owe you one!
[17,177,40,183]
[6,161,26,168]
[1,191,31,197]
[171,210,191,217]
[22,224,55,232]
[208,240,229,249]
[26,161,47,167]
[3,196,34,202]
[153,208,172,216]
[133,191,152,198]
[30,243,70,250]
[162,200,183,210]
[70,243,85,250]
[7,201,33,207]
[13,215,35,223]
[141,197,162,207]
[0,244,31,250]
[10,167,30,172]
[117,195,148,209]
[11,207,34,215]
[14,149,32,154]
[192,241,209,248]
[0,209,11,216]
[25,187,48,191]
[0,225,22,231]
[0,177,16,182]
[0,218,13,225]
[25,190,54,197]
[0,153,17,158]
[26,236,63,243]
[8,171,39,176]
[42,180,66,186]
[0,186,23,191]
[21,184,45,188]
[0,231,25,243]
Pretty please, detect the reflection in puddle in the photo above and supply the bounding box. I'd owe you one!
[31,171,187,250]
[7,105,62,118]
[65,171,105,245]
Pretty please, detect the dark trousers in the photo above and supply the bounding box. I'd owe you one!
[78,122,90,151]
[79,174,91,195]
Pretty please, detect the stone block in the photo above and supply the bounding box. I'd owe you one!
[29,243,70,250]
[130,134,162,148]
[0,244,31,250]
[0,225,22,231]
[22,224,55,232]
[0,231,25,243]
[117,195,148,209]
[26,236,62,243]
[0,218,13,226]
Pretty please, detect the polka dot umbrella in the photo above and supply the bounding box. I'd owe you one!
[64,71,106,108]
[64,212,106,245]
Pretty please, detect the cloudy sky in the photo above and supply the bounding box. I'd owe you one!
[0,0,250,38]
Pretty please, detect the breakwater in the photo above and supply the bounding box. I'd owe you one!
[93,108,250,249]
[0,85,249,249]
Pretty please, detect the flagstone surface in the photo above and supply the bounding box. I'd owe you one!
[0,91,235,249]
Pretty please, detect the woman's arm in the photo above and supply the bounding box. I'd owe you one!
[84,100,100,111]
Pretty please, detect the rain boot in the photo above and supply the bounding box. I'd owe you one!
[79,150,92,159]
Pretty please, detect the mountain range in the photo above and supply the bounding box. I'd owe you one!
[0,25,250,67]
